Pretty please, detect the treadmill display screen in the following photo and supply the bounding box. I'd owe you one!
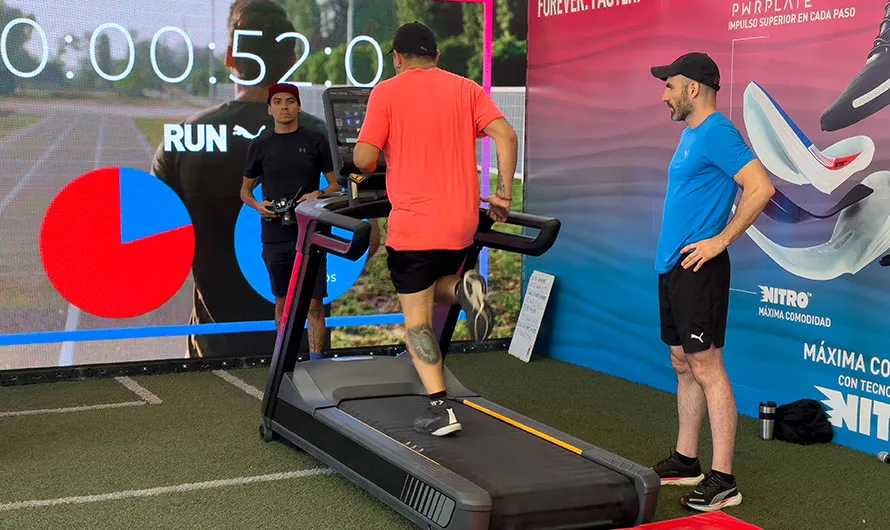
[331,101,368,146]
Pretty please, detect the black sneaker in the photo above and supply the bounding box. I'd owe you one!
[821,1,890,131]
[456,269,493,343]
[681,470,743,512]
[652,451,705,486]
[413,401,462,436]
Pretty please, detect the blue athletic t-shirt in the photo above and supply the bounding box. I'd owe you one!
[655,112,755,273]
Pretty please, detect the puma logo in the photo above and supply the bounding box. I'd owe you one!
[232,125,266,140]
[690,332,705,343]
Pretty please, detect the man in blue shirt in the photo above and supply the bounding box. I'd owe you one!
[648,53,775,512]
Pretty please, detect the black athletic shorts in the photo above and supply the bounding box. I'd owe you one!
[658,250,730,354]
[262,241,327,300]
[386,246,472,295]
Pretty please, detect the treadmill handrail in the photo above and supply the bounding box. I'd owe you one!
[475,210,561,257]
[295,196,371,262]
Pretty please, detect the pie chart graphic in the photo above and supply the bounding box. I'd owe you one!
[233,182,368,305]
[39,167,195,319]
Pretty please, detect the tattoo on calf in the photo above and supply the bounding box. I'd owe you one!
[407,324,441,365]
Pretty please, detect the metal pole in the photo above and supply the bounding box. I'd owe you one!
[347,0,355,42]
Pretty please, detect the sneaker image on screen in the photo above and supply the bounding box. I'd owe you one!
[821,2,890,132]
[742,171,890,281]
[744,81,874,195]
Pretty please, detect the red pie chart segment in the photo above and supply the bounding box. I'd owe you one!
[39,167,195,319]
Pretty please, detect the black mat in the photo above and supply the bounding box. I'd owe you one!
[340,395,640,528]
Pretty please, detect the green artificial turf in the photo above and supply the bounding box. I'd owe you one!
[0,378,136,412]
[445,353,888,530]
[0,353,886,530]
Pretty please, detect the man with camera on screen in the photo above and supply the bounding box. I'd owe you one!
[151,0,367,359]
[240,83,341,359]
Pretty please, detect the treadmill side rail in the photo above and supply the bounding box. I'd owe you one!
[465,397,660,527]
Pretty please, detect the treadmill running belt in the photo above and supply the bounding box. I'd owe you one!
[339,396,640,529]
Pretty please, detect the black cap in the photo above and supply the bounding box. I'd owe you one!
[651,52,721,91]
[389,21,437,57]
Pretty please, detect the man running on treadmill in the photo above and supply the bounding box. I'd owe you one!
[354,22,519,436]
[241,83,341,359]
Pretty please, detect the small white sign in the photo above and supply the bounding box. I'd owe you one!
[508,270,555,363]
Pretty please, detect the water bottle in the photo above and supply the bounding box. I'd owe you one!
[759,401,776,440]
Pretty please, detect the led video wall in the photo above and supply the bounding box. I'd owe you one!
[0,0,521,369]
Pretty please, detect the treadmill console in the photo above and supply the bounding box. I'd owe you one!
[322,86,387,200]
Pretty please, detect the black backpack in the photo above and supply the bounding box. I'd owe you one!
[774,399,834,445]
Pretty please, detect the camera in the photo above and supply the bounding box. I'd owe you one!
[266,187,307,227]
[269,195,298,226]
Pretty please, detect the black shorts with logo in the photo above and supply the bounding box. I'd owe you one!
[658,250,730,354]
[262,241,327,300]
[386,246,472,295]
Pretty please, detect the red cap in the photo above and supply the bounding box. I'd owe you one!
[267,83,301,105]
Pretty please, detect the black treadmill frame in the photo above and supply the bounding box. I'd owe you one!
[258,193,659,529]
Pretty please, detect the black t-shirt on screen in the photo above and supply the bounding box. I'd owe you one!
[151,101,329,359]
[244,127,334,243]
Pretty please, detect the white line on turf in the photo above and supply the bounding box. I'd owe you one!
[0,401,145,418]
[212,370,264,400]
[0,468,334,512]
[0,378,161,418]
[114,377,163,405]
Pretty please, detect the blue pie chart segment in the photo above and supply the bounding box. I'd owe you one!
[234,182,369,304]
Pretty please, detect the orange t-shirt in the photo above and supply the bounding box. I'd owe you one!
[357,68,504,251]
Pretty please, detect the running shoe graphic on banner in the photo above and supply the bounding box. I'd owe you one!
[821,2,890,131]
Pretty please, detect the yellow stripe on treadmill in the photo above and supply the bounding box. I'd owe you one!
[462,400,583,455]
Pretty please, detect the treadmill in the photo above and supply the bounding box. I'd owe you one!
[259,86,660,529]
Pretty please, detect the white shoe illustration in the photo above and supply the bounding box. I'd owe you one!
[743,81,874,195]
[743,171,890,281]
